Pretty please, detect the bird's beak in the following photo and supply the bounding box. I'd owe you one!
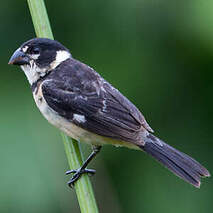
[8,49,30,66]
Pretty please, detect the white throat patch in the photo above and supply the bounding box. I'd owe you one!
[50,50,71,70]
[20,50,70,85]
[21,61,46,85]
[21,50,71,85]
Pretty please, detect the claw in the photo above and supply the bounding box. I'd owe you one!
[85,169,96,176]
[68,172,81,187]
[66,168,96,187]
[65,170,77,175]
[65,146,101,188]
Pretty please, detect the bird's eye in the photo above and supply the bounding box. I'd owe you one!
[31,47,40,55]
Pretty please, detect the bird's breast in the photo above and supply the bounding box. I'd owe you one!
[32,82,140,150]
[33,83,88,141]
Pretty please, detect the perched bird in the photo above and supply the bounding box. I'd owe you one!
[9,38,210,188]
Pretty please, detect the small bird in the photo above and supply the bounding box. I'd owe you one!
[9,38,210,188]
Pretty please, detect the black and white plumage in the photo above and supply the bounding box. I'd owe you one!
[9,38,210,188]
[41,58,153,145]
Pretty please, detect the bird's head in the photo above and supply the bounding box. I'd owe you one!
[8,38,71,85]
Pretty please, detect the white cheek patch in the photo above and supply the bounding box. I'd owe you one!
[22,45,29,53]
[50,50,71,70]
[73,114,86,123]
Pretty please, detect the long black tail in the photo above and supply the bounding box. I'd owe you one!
[140,134,210,188]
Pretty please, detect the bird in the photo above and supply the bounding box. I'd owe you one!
[8,38,210,188]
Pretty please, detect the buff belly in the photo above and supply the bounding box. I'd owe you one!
[33,86,140,150]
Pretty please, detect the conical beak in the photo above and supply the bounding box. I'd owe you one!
[8,49,30,65]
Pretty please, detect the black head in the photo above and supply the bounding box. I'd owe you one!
[8,38,71,84]
[9,38,71,67]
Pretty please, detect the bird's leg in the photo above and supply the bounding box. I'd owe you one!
[66,145,102,187]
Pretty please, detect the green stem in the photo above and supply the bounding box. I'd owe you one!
[27,0,53,39]
[27,0,99,212]
[62,135,99,212]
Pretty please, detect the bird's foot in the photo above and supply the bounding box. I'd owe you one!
[66,168,96,187]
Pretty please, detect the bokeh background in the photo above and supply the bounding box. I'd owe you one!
[1,1,212,212]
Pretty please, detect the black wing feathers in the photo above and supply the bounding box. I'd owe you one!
[42,58,152,143]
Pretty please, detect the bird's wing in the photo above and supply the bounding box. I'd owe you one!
[42,59,153,143]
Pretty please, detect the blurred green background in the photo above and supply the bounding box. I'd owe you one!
[1,1,212,212]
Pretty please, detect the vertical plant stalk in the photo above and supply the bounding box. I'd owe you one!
[27,0,99,212]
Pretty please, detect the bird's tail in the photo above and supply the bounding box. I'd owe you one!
[139,133,210,188]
